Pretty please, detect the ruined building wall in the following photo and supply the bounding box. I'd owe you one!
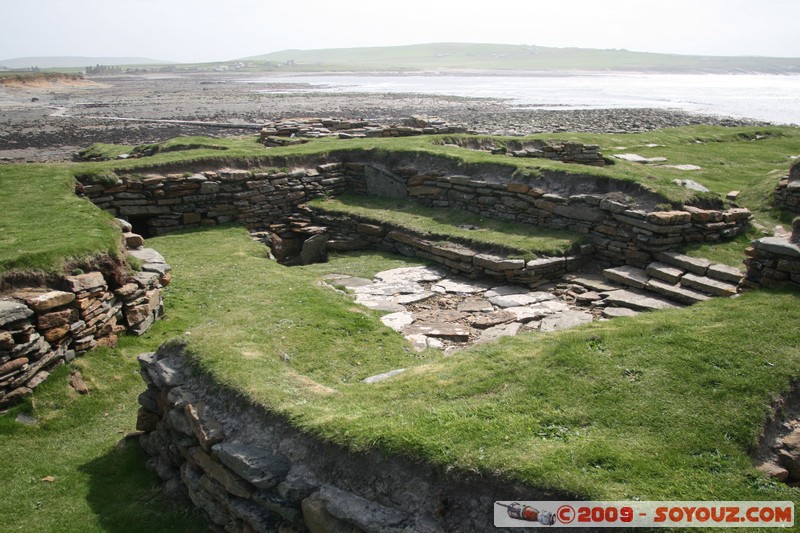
[76,154,751,272]
[0,230,169,408]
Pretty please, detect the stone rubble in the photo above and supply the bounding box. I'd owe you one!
[259,116,471,146]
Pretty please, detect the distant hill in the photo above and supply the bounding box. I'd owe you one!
[241,42,800,73]
[0,56,175,69]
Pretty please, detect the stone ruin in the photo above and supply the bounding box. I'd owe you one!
[773,159,800,214]
[12,141,800,530]
[0,220,170,408]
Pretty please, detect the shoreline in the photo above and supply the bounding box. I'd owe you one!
[0,72,775,162]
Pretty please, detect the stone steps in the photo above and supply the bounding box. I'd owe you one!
[602,252,742,307]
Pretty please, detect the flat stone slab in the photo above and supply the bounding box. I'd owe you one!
[672,179,710,192]
[753,237,800,258]
[354,281,425,296]
[602,307,640,318]
[569,276,618,292]
[541,301,570,313]
[374,266,445,283]
[645,262,684,284]
[12,289,75,312]
[476,322,522,344]
[485,285,530,298]
[457,298,494,313]
[706,263,743,284]
[540,310,594,332]
[212,442,290,490]
[362,368,407,383]
[129,247,167,264]
[658,164,702,171]
[576,291,602,304]
[380,312,414,332]
[404,334,444,352]
[354,295,405,313]
[602,289,679,311]
[680,273,738,297]
[614,153,667,164]
[647,278,711,305]
[0,300,34,327]
[432,279,490,294]
[505,305,550,322]
[653,251,711,275]
[393,291,436,305]
[604,265,650,290]
[328,276,373,289]
[403,322,472,341]
[469,311,516,329]
[488,291,555,308]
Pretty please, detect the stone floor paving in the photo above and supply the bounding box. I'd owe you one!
[323,265,662,355]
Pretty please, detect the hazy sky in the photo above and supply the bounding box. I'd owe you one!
[2,0,800,62]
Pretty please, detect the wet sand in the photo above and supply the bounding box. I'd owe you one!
[0,72,766,162]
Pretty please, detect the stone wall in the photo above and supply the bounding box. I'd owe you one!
[309,209,592,286]
[0,226,169,408]
[356,171,751,268]
[744,218,800,290]
[76,153,751,269]
[136,342,566,533]
[774,161,800,213]
[76,165,350,237]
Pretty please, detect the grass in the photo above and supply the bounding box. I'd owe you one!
[0,164,120,274]
[0,340,206,532]
[309,193,584,259]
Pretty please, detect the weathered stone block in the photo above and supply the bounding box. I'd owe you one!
[319,485,409,533]
[0,300,34,327]
[473,254,525,271]
[64,272,107,293]
[213,442,290,490]
[13,290,75,313]
[190,447,254,499]
[645,262,684,284]
[603,265,650,290]
[680,273,738,297]
[646,211,692,225]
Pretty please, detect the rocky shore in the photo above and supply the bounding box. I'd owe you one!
[0,72,768,162]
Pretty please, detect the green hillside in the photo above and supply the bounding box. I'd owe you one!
[243,42,800,73]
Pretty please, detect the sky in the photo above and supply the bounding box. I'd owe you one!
[2,0,800,63]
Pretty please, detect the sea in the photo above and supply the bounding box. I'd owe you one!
[251,73,800,126]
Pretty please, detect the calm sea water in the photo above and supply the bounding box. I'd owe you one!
[252,73,800,126]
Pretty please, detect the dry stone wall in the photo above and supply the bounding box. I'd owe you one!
[309,209,593,286]
[76,152,752,271]
[744,218,800,290]
[0,225,169,408]
[774,161,800,213]
[136,342,566,533]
